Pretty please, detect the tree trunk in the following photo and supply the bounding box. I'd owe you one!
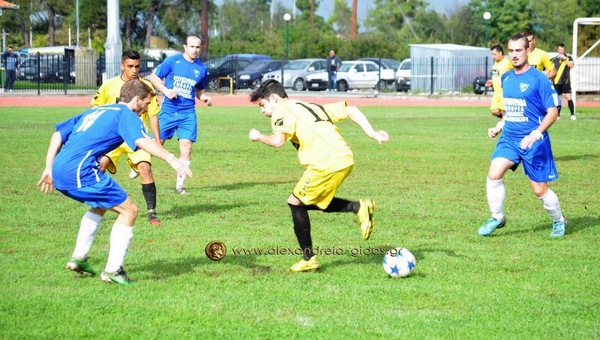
[144,2,156,49]
[351,0,357,40]
[47,5,56,46]
[201,0,209,59]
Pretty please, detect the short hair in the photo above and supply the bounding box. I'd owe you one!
[122,49,141,61]
[558,43,566,49]
[186,35,202,45]
[522,31,534,38]
[120,79,154,103]
[249,79,288,103]
[510,33,529,50]
[491,45,504,54]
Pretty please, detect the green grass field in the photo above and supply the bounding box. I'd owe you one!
[0,104,599,338]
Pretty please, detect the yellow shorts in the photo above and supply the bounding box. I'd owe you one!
[293,165,354,210]
[104,142,151,174]
[490,93,505,112]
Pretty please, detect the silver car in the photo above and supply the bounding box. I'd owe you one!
[261,58,327,91]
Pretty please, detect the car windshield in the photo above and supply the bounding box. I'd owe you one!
[284,60,310,70]
[206,57,225,69]
[243,61,270,72]
[338,62,353,72]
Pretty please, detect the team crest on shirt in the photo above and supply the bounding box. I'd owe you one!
[520,83,529,92]
[194,69,200,78]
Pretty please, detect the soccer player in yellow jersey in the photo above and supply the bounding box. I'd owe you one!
[91,49,164,226]
[248,79,390,272]
[524,32,556,80]
[485,45,513,118]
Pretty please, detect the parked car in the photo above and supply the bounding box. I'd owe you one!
[18,55,74,83]
[236,59,283,90]
[261,58,327,91]
[305,60,396,92]
[395,58,411,92]
[206,53,272,90]
[358,57,402,72]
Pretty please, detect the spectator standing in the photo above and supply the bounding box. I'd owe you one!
[551,43,576,120]
[326,50,342,92]
[3,47,19,93]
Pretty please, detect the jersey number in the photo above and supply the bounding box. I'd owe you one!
[76,109,105,133]
[296,103,333,123]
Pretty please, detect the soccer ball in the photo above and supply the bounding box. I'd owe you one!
[382,247,416,278]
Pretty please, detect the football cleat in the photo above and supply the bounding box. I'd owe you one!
[148,212,162,226]
[66,258,96,276]
[100,267,138,287]
[290,256,320,272]
[357,199,375,240]
[128,168,139,179]
[477,217,506,236]
[174,187,189,195]
[550,218,567,238]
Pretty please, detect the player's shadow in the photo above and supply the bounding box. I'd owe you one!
[554,154,599,162]
[500,214,599,237]
[203,180,294,192]
[164,202,252,219]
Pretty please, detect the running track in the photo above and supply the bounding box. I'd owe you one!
[1,93,598,108]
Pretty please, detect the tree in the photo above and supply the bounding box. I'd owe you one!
[328,0,352,37]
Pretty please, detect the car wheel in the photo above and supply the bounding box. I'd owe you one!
[337,80,348,92]
[376,80,387,91]
[207,78,218,91]
[251,78,261,90]
[292,78,305,91]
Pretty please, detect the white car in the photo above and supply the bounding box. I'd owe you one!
[261,58,327,91]
[305,60,396,92]
[395,58,411,92]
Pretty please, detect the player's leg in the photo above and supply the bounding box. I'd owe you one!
[100,144,128,174]
[287,194,320,272]
[128,150,161,226]
[174,111,197,194]
[490,95,504,119]
[66,207,107,276]
[564,85,575,119]
[478,144,517,236]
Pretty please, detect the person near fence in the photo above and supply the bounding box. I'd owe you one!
[523,32,556,80]
[551,43,576,120]
[485,45,513,118]
[149,34,212,195]
[478,33,567,238]
[248,79,390,272]
[36,79,192,287]
[2,47,19,93]
[326,50,342,92]
[92,49,164,226]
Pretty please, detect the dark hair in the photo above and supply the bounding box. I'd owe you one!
[491,45,504,54]
[120,79,154,103]
[122,49,141,61]
[510,33,529,50]
[558,43,566,49]
[249,79,288,103]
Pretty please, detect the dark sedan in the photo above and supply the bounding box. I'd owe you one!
[236,60,282,90]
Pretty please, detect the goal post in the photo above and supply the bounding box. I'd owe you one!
[571,17,600,108]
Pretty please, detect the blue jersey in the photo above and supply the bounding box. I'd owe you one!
[501,67,560,140]
[153,54,208,112]
[52,104,148,190]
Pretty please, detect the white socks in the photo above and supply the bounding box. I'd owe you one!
[175,159,191,189]
[104,223,134,273]
[486,177,505,221]
[539,188,564,222]
[72,211,103,259]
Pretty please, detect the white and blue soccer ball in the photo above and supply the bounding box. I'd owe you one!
[382,247,416,278]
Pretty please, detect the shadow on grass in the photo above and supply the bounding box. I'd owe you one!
[495,214,599,237]
[554,154,599,162]
[163,202,252,219]
[202,180,294,192]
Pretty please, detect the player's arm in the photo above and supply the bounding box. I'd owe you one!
[520,106,558,149]
[488,116,505,139]
[248,129,286,148]
[346,106,390,144]
[195,88,212,106]
[543,55,557,80]
[149,72,177,100]
[37,131,63,193]
[135,137,192,178]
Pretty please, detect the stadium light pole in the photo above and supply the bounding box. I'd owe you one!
[282,13,291,84]
[483,12,491,47]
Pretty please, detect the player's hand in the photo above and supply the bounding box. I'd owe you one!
[36,168,54,194]
[200,94,212,106]
[164,89,178,100]
[249,129,261,141]
[372,130,390,144]
[169,158,193,179]
[520,135,539,149]
[488,127,502,139]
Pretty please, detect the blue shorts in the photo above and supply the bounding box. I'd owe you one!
[492,135,558,183]
[57,174,128,209]
[158,109,197,142]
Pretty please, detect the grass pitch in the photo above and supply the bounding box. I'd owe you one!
[0,104,598,338]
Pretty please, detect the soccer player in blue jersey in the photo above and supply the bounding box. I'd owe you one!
[37,79,193,286]
[478,33,567,238]
[149,35,212,195]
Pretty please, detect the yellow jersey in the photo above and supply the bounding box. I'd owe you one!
[91,76,159,130]
[528,48,555,73]
[491,58,513,94]
[271,100,354,173]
